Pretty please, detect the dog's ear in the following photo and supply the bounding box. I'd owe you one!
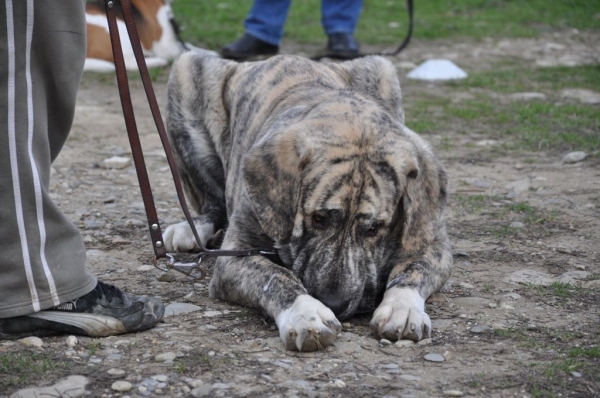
[332,56,405,124]
[396,129,449,253]
[243,127,311,241]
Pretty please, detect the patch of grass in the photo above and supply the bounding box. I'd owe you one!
[456,194,489,212]
[524,281,586,299]
[172,1,600,49]
[568,346,600,358]
[0,350,67,390]
[466,372,487,388]
[87,340,103,355]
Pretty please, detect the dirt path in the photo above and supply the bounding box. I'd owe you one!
[2,32,599,398]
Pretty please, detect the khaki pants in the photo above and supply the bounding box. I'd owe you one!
[0,0,96,318]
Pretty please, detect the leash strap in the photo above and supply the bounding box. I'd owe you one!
[103,0,274,279]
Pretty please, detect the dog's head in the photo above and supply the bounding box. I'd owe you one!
[243,57,448,320]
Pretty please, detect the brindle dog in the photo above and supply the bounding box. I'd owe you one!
[164,51,452,351]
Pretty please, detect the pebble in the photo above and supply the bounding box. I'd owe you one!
[212,383,230,389]
[458,282,474,289]
[488,302,497,308]
[154,352,176,362]
[509,221,525,229]
[561,88,600,104]
[111,381,133,392]
[18,336,44,348]
[152,375,168,382]
[379,339,393,346]
[107,368,126,376]
[571,371,582,378]
[10,376,88,397]
[424,353,445,362]
[508,269,553,286]
[104,156,131,169]
[395,340,415,348]
[507,92,547,101]
[330,379,346,388]
[66,335,78,347]
[185,378,204,388]
[417,338,433,346]
[443,390,465,397]
[399,374,421,382]
[562,151,587,163]
[164,302,202,317]
[190,384,213,397]
[504,292,521,300]
[470,325,492,334]
[500,303,515,310]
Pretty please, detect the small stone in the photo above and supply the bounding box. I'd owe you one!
[111,381,133,392]
[527,323,538,331]
[154,352,176,362]
[570,371,582,378]
[10,375,88,398]
[164,302,202,317]
[561,89,600,104]
[190,383,213,397]
[103,156,131,169]
[424,353,445,362]
[212,383,230,389]
[504,293,521,300]
[66,335,78,347]
[399,374,421,382]
[417,338,433,346]
[379,339,393,346]
[470,325,492,334]
[107,368,126,376]
[500,303,515,310]
[185,378,204,388]
[507,92,547,101]
[395,340,415,348]
[136,264,155,272]
[18,336,43,348]
[509,222,525,229]
[458,282,475,289]
[442,351,452,360]
[488,302,497,308]
[152,375,168,382]
[476,139,498,146]
[330,379,346,388]
[562,151,587,163]
[342,322,352,328]
[443,390,465,397]
[514,163,525,170]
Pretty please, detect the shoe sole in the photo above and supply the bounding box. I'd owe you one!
[27,311,128,337]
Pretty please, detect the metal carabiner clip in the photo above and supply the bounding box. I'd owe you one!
[153,253,206,281]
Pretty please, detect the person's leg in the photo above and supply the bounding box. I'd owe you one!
[0,0,96,319]
[321,0,362,58]
[244,0,292,46]
[321,0,363,35]
[221,0,289,60]
[0,0,164,339]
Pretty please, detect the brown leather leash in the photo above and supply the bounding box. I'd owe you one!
[102,0,275,281]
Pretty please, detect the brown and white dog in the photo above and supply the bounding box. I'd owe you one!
[85,0,201,72]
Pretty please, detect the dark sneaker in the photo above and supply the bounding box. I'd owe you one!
[326,32,360,59]
[221,33,279,60]
[0,281,164,340]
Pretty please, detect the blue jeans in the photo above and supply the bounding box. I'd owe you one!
[245,0,363,46]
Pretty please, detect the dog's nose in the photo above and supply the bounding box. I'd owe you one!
[317,294,350,316]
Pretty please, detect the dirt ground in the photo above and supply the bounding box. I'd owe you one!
[1,32,599,398]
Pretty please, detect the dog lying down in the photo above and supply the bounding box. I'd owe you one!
[164,51,452,351]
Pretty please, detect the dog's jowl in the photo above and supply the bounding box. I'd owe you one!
[164,52,452,351]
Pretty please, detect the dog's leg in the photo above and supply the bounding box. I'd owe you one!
[371,227,452,342]
[209,211,342,352]
[163,55,232,252]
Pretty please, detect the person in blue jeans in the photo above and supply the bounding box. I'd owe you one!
[222,0,363,60]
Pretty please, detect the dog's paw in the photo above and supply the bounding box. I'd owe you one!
[163,220,214,252]
[276,295,342,352]
[370,287,431,342]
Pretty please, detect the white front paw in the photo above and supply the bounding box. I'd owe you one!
[163,220,214,252]
[276,295,342,352]
[370,288,431,342]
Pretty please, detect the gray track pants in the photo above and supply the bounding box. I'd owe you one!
[0,0,96,318]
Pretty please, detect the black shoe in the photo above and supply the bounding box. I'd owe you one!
[221,33,279,60]
[0,281,164,340]
[327,32,360,59]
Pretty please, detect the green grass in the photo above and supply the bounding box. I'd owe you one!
[0,350,66,390]
[524,281,585,298]
[172,0,600,49]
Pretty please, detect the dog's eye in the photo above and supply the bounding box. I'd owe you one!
[311,214,330,230]
[365,224,380,237]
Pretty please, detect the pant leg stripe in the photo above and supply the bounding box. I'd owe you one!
[5,0,40,312]
[26,0,60,306]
